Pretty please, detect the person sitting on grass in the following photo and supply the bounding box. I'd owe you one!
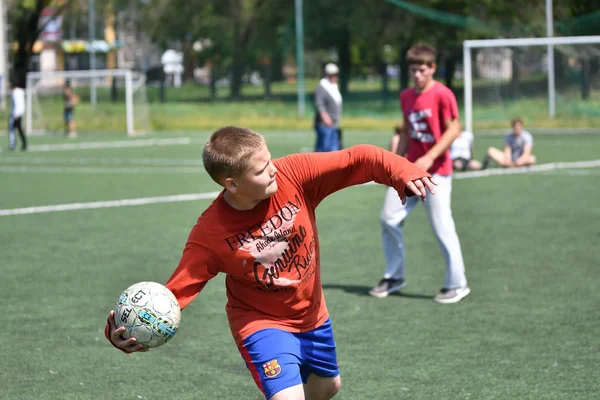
[483,118,536,169]
[450,130,483,171]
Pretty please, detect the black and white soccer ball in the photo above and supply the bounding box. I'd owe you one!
[115,281,181,348]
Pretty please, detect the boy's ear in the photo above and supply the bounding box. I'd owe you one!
[224,177,237,193]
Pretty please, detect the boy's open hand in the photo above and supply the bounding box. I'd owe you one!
[402,176,436,204]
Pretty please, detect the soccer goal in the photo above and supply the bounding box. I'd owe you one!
[462,35,600,132]
[26,69,151,136]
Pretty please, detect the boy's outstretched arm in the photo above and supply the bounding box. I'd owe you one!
[277,144,434,207]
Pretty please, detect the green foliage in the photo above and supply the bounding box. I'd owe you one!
[386,0,490,33]
[10,0,29,9]
[128,0,599,99]
[556,10,600,35]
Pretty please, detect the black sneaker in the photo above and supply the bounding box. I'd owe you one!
[433,287,471,304]
[481,156,490,170]
[368,278,406,298]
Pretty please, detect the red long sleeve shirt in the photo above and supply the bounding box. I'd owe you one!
[164,144,429,344]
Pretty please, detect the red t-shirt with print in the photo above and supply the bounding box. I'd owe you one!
[401,81,459,176]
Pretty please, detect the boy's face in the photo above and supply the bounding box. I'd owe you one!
[232,145,278,200]
[409,63,436,90]
[513,122,523,135]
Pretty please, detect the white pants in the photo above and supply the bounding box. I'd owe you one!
[380,174,467,289]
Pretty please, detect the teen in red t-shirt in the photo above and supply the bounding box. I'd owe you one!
[105,126,434,400]
[369,43,471,304]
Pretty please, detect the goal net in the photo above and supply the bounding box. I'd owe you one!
[26,69,151,136]
[462,36,600,132]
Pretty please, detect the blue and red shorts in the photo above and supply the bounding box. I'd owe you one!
[238,319,339,399]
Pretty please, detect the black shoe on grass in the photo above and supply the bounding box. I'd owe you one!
[368,278,406,298]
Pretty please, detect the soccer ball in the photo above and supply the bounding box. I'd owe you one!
[115,281,181,348]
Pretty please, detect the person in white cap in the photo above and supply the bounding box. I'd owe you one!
[313,63,342,152]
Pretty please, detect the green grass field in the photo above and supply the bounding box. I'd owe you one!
[1,130,599,399]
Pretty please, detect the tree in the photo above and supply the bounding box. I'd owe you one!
[9,0,70,87]
[142,0,288,99]
[303,0,359,95]
[246,2,294,96]
[303,0,416,96]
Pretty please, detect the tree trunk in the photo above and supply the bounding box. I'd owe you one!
[338,28,351,96]
[581,57,590,100]
[263,58,272,99]
[377,59,389,102]
[228,0,266,99]
[445,57,456,93]
[210,63,217,100]
[111,77,117,102]
[183,38,196,82]
[12,1,66,87]
[510,56,520,99]
[14,6,45,87]
[398,43,411,91]
[271,49,283,82]
[230,35,244,99]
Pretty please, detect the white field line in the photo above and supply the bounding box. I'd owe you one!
[0,192,221,216]
[0,156,203,166]
[26,138,192,152]
[453,160,600,180]
[1,159,599,217]
[543,169,600,176]
[0,166,204,174]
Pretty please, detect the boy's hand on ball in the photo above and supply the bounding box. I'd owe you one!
[107,310,150,353]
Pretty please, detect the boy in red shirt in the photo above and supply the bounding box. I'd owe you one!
[369,43,470,303]
[105,126,434,400]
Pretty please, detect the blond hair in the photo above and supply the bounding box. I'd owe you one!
[203,126,266,184]
[407,43,437,67]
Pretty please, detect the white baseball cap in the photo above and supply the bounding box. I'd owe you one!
[324,63,339,75]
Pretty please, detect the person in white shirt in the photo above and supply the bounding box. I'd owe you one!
[450,130,483,171]
[8,80,27,151]
[483,118,536,168]
[313,63,342,152]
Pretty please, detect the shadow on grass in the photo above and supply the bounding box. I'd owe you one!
[322,283,433,300]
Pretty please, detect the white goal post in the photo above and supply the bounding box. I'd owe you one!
[26,69,149,136]
[463,35,600,133]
